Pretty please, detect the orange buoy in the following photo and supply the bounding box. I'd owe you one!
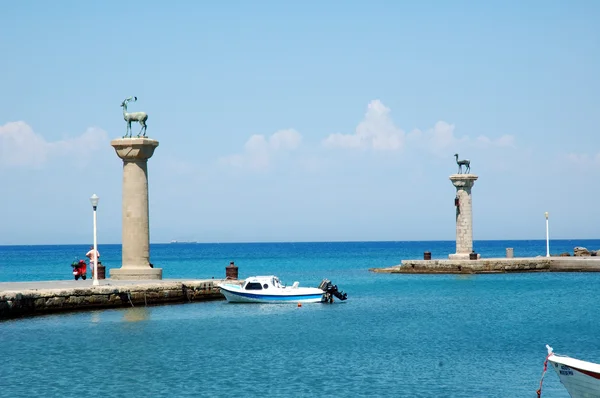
[297,303,302,307]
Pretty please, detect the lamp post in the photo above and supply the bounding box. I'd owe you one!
[545,212,550,257]
[90,194,100,286]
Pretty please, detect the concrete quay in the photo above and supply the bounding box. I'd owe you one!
[369,257,600,274]
[0,278,242,320]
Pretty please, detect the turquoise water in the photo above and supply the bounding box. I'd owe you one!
[1,240,600,397]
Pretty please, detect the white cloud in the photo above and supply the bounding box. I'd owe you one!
[219,100,516,172]
[407,121,463,155]
[0,121,108,168]
[475,134,515,148]
[323,100,404,150]
[323,100,515,155]
[269,129,302,150]
[407,121,515,156]
[565,152,600,168]
[219,129,302,170]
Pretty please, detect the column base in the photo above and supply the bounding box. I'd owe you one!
[449,253,481,260]
[109,267,163,280]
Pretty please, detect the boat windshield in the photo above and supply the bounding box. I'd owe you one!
[244,282,263,290]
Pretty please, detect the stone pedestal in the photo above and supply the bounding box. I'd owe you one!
[226,261,239,280]
[449,174,478,260]
[110,138,162,280]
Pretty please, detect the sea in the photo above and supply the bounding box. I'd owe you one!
[1,239,600,397]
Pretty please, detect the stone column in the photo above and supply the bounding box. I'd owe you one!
[110,138,162,280]
[449,174,479,260]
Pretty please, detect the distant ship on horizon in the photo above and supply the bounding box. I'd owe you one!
[169,240,199,244]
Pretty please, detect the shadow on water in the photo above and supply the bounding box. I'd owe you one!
[455,274,476,281]
[122,307,151,323]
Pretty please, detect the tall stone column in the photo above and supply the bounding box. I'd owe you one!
[110,138,162,280]
[449,174,479,260]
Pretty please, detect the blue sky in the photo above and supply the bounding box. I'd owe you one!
[0,1,598,244]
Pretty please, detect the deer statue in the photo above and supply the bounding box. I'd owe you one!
[454,153,470,174]
[120,96,148,138]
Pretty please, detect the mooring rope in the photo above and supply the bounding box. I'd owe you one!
[536,351,553,397]
[127,292,134,307]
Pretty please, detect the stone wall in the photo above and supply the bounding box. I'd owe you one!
[0,279,240,320]
[390,258,552,274]
[369,257,600,274]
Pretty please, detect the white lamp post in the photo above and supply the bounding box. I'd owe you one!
[545,212,550,257]
[90,194,100,286]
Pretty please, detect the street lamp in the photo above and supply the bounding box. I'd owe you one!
[545,212,550,257]
[90,194,100,286]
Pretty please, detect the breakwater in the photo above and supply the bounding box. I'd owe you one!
[0,278,241,320]
[370,257,600,274]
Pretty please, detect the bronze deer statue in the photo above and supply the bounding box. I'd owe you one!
[454,153,470,174]
[121,96,148,138]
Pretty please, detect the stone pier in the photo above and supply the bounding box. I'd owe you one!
[0,279,243,320]
[110,138,162,280]
[449,174,478,260]
[369,257,600,274]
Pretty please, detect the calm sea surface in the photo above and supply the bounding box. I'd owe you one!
[1,240,600,397]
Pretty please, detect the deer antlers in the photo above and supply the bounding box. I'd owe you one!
[121,96,138,106]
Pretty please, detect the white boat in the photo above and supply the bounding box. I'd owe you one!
[539,345,600,398]
[218,275,347,304]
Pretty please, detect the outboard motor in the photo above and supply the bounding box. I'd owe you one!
[318,279,348,303]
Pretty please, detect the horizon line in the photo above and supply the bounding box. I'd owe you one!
[0,237,598,247]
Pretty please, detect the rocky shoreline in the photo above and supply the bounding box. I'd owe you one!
[554,247,600,257]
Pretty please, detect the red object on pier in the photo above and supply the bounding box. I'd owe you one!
[71,260,87,281]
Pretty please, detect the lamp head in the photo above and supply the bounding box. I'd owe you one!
[90,194,100,207]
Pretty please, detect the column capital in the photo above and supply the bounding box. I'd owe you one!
[111,138,159,162]
[449,174,478,189]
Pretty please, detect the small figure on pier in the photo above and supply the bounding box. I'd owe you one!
[86,245,100,277]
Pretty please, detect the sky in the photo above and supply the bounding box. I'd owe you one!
[0,1,598,245]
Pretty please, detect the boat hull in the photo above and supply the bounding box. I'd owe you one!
[219,284,325,304]
[549,355,600,398]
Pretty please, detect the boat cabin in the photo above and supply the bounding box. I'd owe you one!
[242,275,284,291]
